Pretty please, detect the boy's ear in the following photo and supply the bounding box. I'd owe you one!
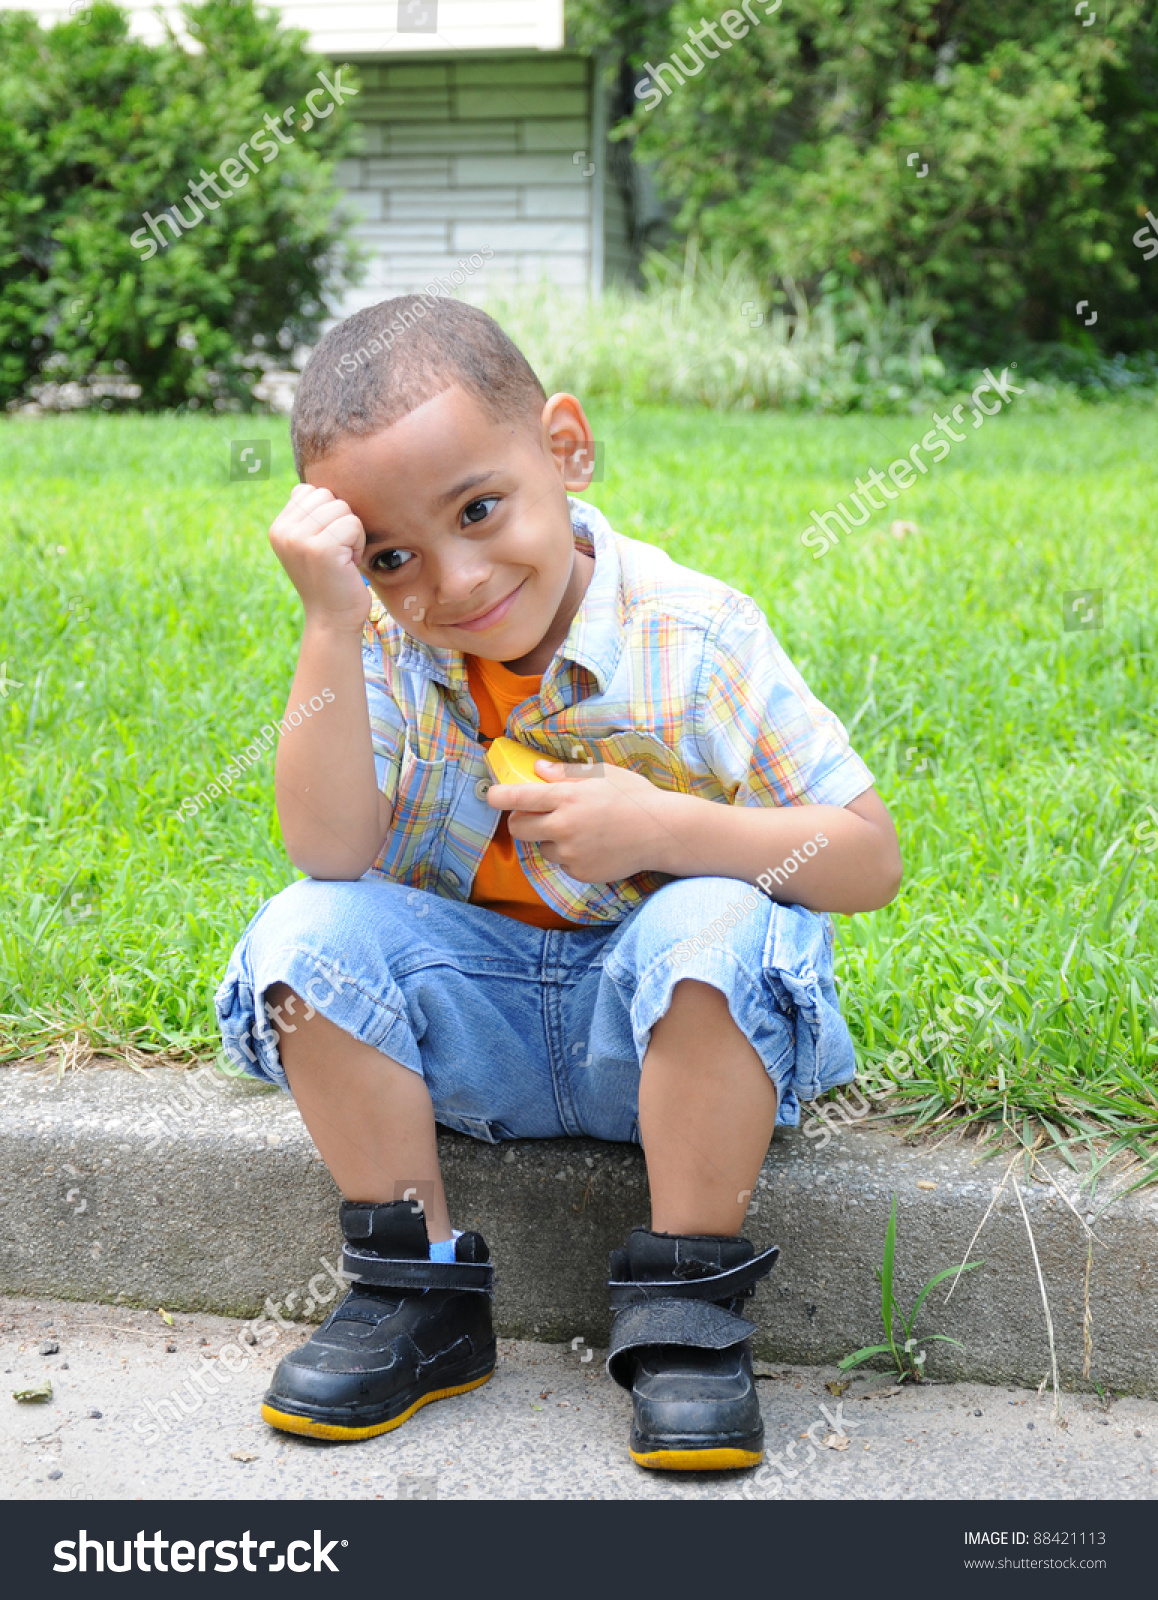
[542,392,597,492]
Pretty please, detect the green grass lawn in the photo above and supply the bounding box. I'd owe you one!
[1,403,1155,1180]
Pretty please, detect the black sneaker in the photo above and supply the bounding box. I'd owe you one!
[261,1200,495,1442]
[606,1228,779,1471]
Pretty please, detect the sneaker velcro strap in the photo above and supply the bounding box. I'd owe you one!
[341,1244,494,1293]
[606,1298,756,1389]
[607,1242,779,1309]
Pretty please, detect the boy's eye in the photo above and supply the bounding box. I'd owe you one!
[462,496,499,526]
[368,548,414,573]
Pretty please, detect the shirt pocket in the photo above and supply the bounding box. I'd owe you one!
[375,737,447,887]
[576,731,691,795]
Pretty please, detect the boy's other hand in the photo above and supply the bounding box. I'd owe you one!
[269,483,371,634]
[487,759,675,881]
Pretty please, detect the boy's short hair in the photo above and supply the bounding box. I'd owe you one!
[290,295,548,474]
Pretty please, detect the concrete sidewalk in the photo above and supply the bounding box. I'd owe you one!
[2,1061,1156,1395]
[3,1295,1156,1501]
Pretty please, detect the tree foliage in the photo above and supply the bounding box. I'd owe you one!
[569,0,1158,356]
[0,0,363,410]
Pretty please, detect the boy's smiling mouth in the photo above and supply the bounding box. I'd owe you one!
[443,578,528,632]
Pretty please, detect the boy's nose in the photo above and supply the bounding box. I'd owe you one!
[430,562,496,613]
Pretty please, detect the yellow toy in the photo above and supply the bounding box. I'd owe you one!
[484,736,551,786]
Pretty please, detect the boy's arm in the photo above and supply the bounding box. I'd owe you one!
[654,599,903,912]
[494,599,902,912]
[269,485,392,881]
[500,762,901,915]
[650,784,902,915]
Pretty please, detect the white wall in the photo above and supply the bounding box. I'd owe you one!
[333,53,602,310]
[7,0,564,54]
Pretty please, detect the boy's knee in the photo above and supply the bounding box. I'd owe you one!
[267,874,358,931]
[248,879,393,994]
[651,877,772,961]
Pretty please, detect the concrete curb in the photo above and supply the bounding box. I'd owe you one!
[3,1063,1156,1395]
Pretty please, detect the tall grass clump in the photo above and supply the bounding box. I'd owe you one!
[485,239,949,414]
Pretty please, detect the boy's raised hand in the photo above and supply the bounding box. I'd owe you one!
[269,483,371,633]
[487,759,676,882]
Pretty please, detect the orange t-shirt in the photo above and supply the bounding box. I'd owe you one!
[465,654,587,931]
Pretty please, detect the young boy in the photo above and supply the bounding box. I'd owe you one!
[214,295,901,1472]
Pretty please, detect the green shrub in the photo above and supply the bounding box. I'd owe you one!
[569,0,1158,359]
[0,0,364,411]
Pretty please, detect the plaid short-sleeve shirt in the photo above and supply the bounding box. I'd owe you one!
[362,498,874,925]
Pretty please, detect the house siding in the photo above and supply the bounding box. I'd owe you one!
[334,52,608,310]
[11,1,564,54]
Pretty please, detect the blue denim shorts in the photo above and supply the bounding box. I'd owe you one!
[213,875,857,1144]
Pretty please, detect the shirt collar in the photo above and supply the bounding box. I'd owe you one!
[550,498,624,696]
[368,497,624,697]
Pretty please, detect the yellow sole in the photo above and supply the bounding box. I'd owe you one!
[261,1369,493,1442]
[630,1445,764,1472]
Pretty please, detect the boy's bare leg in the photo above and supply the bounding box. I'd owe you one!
[638,978,777,1237]
[264,982,453,1241]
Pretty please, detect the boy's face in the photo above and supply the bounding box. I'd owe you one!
[304,384,597,674]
